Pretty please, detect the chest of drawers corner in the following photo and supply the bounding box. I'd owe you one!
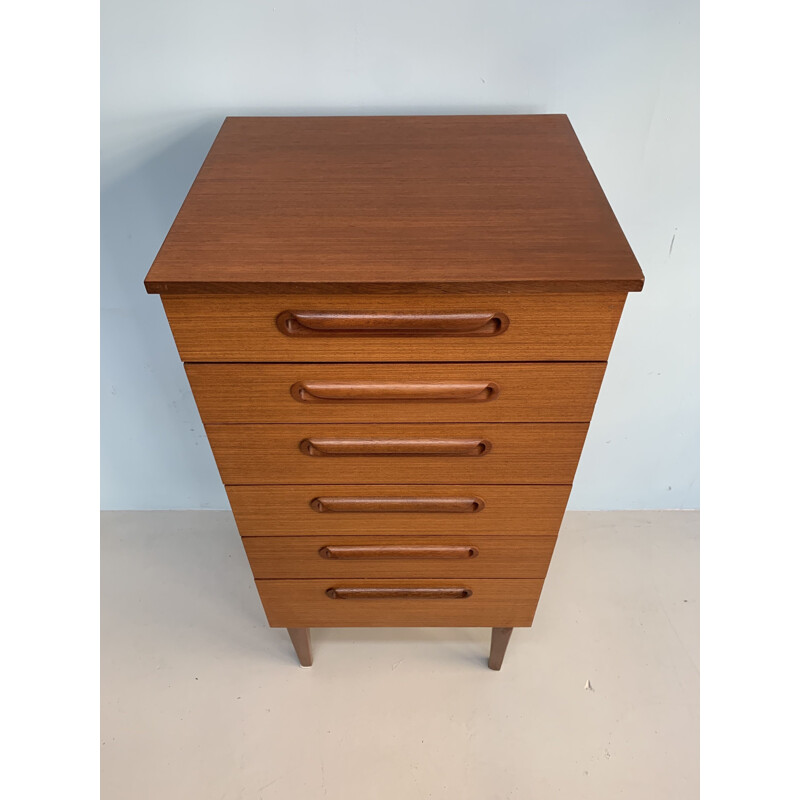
[145,114,644,670]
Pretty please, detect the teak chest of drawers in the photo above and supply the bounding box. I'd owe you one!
[145,114,644,670]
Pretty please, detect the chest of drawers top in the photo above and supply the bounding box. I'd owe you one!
[144,114,643,297]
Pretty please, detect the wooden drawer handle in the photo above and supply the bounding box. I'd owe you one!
[319,545,479,560]
[310,496,486,513]
[325,587,473,600]
[299,438,491,456]
[276,310,509,337]
[291,380,498,403]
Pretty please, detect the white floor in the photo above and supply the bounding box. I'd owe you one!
[101,510,698,799]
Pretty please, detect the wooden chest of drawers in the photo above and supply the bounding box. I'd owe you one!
[145,114,643,669]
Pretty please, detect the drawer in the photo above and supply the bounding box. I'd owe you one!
[163,293,625,362]
[186,362,606,423]
[227,484,570,537]
[243,535,557,579]
[207,423,589,485]
[256,578,543,627]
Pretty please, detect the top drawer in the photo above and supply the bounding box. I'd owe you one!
[162,293,626,363]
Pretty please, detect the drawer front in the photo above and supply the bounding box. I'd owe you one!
[207,422,589,485]
[227,484,570,537]
[257,578,542,627]
[244,535,557,579]
[163,293,625,362]
[186,362,606,423]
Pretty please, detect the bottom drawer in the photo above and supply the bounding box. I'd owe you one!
[244,535,557,579]
[256,578,543,627]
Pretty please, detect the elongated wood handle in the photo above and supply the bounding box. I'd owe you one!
[325,587,473,599]
[290,380,498,402]
[309,496,486,513]
[299,438,491,456]
[276,310,509,337]
[319,545,479,560]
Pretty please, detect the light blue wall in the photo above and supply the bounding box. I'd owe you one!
[101,0,698,510]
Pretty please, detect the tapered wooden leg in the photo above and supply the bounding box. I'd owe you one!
[287,628,313,667]
[488,627,514,670]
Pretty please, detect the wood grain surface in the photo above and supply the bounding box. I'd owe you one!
[144,115,643,295]
[162,293,626,362]
[225,484,571,537]
[206,423,589,485]
[185,362,606,423]
[243,535,557,579]
[256,578,543,627]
